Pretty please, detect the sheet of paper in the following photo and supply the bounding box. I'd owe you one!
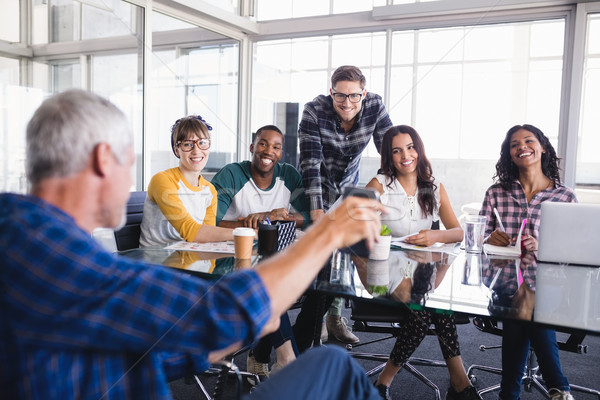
[391,240,460,254]
[165,240,235,254]
[390,233,420,245]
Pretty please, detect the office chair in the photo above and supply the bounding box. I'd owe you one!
[187,347,262,400]
[347,299,470,400]
[467,317,600,399]
[114,191,146,251]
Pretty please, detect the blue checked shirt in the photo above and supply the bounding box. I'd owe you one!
[0,193,271,400]
[298,92,393,211]
[479,181,577,240]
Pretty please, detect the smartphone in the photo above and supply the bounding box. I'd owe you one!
[341,186,380,202]
[341,186,380,257]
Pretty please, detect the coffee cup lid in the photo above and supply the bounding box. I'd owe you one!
[233,227,255,236]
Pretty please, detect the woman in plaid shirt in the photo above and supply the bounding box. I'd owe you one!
[480,124,577,400]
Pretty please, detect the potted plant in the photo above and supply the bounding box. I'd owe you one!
[370,224,392,260]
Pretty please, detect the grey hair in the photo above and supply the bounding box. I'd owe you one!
[26,89,132,186]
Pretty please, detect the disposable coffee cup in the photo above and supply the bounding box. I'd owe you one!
[464,215,486,253]
[233,227,255,259]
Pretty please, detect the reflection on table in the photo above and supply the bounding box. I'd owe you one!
[118,246,257,278]
[119,245,600,334]
[313,248,599,335]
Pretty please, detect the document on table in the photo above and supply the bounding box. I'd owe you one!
[390,235,460,254]
[165,240,235,254]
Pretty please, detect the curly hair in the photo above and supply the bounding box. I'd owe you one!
[379,125,437,216]
[494,124,561,190]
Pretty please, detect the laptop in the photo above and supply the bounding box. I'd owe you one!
[538,202,600,266]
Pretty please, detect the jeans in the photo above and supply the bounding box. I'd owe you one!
[291,291,334,353]
[252,313,298,363]
[499,321,570,400]
[245,345,381,400]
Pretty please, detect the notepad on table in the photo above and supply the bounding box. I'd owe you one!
[483,218,526,257]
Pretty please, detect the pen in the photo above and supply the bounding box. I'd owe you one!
[264,217,271,225]
[493,208,505,232]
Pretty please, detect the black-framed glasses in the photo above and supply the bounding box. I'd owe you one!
[331,91,363,103]
[177,138,211,151]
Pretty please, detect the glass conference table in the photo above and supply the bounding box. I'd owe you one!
[119,245,600,336]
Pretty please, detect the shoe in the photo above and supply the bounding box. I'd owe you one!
[320,320,328,343]
[375,383,391,400]
[246,353,269,386]
[326,315,359,344]
[548,389,575,400]
[446,385,483,400]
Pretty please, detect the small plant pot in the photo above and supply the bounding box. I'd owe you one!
[370,235,391,260]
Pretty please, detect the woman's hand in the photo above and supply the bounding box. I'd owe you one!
[486,229,511,247]
[404,229,437,247]
[520,235,538,251]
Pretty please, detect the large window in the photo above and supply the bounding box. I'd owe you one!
[150,12,240,182]
[0,1,242,193]
[1,0,144,193]
[256,0,386,21]
[252,19,567,212]
[577,13,600,187]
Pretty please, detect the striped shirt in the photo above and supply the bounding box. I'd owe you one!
[479,180,577,240]
[0,193,270,400]
[298,92,393,211]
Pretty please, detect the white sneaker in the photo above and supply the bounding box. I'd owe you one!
[548,388,575,400]
[246,353,269,386]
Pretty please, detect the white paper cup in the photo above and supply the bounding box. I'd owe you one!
[233,227,255,260]
[370,235,392,260]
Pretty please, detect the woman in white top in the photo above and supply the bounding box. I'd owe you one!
[366,125,462,246]
[367,125,480,400]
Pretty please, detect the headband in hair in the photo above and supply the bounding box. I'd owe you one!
[170,115,213,136]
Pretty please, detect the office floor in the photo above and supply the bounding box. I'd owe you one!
[170,307,600,400]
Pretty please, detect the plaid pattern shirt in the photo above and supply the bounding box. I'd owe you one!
[298,92,393,211]
[0,193,270,400]
[479,181,577,240]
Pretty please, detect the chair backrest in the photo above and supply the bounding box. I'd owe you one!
[114,191,146,251]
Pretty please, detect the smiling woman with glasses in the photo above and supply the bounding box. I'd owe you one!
[139,114,235,247]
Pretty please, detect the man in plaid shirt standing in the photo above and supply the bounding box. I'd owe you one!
[295,65,393,348]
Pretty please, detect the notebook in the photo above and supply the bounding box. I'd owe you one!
[483,219,526,257]
[537,202,600,266]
